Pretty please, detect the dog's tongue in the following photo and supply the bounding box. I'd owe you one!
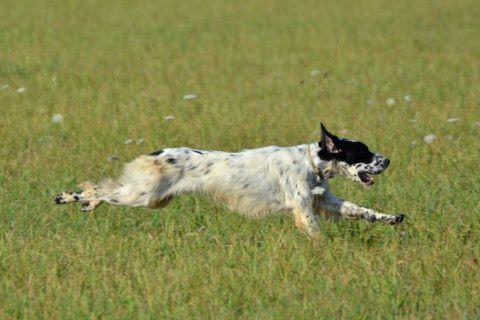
[359,172,374,186]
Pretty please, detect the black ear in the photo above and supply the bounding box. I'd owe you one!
[320,123,338,153]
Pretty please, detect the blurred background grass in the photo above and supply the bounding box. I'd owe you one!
[0,0,479,318]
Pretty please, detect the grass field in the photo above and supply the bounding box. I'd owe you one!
[1,0,480,318]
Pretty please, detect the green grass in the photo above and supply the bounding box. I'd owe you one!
[1,0,480,318]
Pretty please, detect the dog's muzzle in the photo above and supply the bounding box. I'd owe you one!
[358,157,390,186]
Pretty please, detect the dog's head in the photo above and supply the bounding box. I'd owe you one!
[316,123,390,186]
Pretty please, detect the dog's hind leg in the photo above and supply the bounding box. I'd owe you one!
[78,181,103,211]
[54,181,103,211]
[91,155,178,208]
[293,206,320,237]
[289,185,320,238]
[55,155,178,211]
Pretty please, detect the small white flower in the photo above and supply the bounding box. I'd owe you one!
[183,94,197,100]
[124,139,134,145]
[17,87,26,93]
[163,115,175,121]
[411,140,417,146]
[386,98,396,106]
[1,84,9,90]
[136,138,145,145]
[107,155,120,161]
[404,95,412,102]
[424,134,436,144]
[447,118,459,123]
[475,121,480,127]
[51,114,64,123]
[310,69,319,77]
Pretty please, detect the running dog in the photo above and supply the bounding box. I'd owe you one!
[54,124,404,236]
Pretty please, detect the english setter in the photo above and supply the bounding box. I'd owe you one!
[55,124,404,236]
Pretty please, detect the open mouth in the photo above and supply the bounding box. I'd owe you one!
[358,172,374,186]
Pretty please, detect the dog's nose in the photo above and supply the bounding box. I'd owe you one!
[384,158,390,167]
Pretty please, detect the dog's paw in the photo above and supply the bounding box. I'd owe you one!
[54,192,78,204]
[81,202,92,212]
[81,202,95,212]
[54,192,68,204]
[81,200,102,212]
[391,214,405,225]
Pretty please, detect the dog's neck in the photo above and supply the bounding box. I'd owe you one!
[307,143,337,180]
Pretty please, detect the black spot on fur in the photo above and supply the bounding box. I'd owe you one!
[73,195,80,201]
[150,149,164,156]
[243,183,249,189]
[204,169,211,175]
[192,150,203,155]
[110,199,119,203]
[166,158,177,164]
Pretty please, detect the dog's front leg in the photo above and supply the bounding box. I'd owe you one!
[290,189,320,237]
[318,192,405,224]
[293,206,320,237]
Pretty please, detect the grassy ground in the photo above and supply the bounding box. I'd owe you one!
[1,0,479,318]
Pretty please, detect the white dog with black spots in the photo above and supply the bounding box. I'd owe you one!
[55,124,404,237]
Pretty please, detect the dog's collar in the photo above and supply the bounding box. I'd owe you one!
[307,145,324,180]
